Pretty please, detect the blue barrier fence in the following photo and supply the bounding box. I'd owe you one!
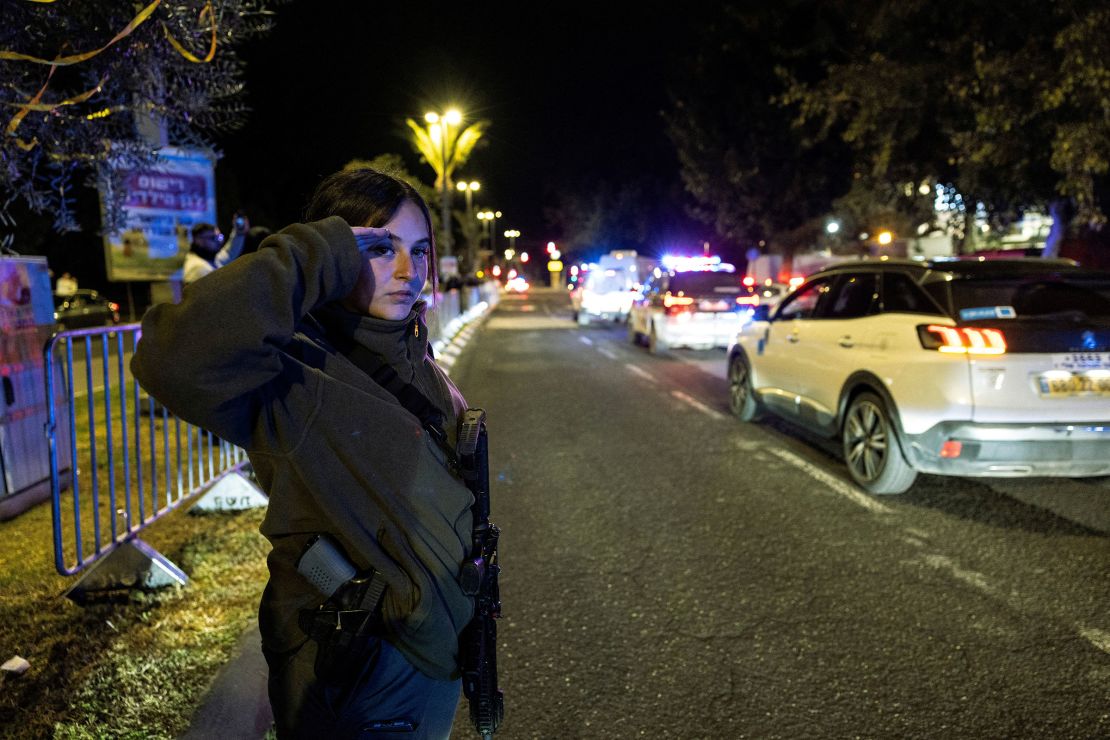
[45,324,249,581]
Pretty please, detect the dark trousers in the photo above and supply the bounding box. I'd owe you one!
[265,637,461,739]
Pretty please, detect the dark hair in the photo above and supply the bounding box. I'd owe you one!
[242,226,273,256]
[305,168,438,294]
[191,222,217,241]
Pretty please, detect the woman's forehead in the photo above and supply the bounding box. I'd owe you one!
[384,201,430,242]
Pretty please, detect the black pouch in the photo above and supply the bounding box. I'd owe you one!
[312,613,381,684]
[300,577,386,683]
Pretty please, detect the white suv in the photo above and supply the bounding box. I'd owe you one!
[726,259,1110,494]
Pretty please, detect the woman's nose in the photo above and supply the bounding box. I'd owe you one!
[394,249,414,279]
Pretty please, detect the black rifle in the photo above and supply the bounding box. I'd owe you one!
[457,409,504,739]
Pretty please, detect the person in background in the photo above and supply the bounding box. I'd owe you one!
[55,272,78,296]
[131,168,474,738]
[240,225,273,256]
[183,213,250,285]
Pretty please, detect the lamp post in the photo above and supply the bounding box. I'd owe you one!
[456,180,480,221]
[456,180,480,273]
[477,209,502,266]
[504,229,520,254]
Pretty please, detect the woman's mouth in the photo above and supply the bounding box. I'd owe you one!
[385,290,415,301]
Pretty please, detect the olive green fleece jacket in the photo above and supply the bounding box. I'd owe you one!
[130,216,475,680]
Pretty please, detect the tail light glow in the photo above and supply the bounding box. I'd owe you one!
[736,295,759,306]
[939,440,963,458]
[663,293,694,309]
[919,324,1007,355]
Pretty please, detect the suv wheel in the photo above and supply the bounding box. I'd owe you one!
[841,392,917,495]
[627,320,642,345]
[648,323,668,355]
[728,354,760,421]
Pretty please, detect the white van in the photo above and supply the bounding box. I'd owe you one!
[572,252,640,326]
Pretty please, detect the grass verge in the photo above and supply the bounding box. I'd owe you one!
[0,501,269,739]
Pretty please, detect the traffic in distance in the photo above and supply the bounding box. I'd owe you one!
[565,249,1110,496]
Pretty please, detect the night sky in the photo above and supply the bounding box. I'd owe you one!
[217,1,706,259]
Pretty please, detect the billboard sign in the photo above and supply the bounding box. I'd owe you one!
[101,147,217,282]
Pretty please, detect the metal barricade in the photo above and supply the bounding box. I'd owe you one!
[45,324,262,599]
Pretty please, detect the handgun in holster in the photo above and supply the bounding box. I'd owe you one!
[296,534,386,664]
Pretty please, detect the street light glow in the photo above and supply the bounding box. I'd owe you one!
[444,109,462,125]
[424,111,439,124]
[877,230,894,245]
[826,220,840,234]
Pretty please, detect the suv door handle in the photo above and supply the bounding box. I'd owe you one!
[838,335,854,348]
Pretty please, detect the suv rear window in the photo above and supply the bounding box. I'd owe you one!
[585,270,633,294]
[941,276,1110,319]
[669,271,743,295]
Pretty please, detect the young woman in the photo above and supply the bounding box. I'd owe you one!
[132,168,474,738]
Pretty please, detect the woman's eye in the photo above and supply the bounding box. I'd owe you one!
[370,245,393,256]
[412,248,429,258]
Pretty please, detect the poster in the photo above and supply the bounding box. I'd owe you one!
[101,147,217,282]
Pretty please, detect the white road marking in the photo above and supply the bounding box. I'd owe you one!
[920,554,997,597]
[1078,626,1110,655]
[733,439,763,452]
[597,347,618,361]
[670,390,727,420]
[769,448,894,514]
[624,364,656,383]
[578,336,594,346]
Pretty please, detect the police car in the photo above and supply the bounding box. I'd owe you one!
[628,256,751,353]
[727,258,1110,494]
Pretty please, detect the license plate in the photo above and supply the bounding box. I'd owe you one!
[1053,353,1110,371]
[698,300,729,312]
[1037,373,1110,397]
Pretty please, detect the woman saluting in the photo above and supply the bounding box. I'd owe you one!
[132,168,474,739]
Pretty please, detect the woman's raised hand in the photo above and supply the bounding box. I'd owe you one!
[351,226,393,254]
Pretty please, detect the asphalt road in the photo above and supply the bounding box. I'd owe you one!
[448,287,1110,739]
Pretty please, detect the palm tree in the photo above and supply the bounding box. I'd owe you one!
[406,112,488,256]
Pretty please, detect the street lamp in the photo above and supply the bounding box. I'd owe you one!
[477,209,502,259]
[456,180,480,220]
[504,229,520,253]
[456,181,481,272]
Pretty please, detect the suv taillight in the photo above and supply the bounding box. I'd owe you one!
[663,293,694,315]
[917,324,1007,355]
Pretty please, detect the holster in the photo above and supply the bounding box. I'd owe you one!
[298,572,386,683]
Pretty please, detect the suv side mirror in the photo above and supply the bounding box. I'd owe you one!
[752,304,773,322]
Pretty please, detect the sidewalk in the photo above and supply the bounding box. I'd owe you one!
[179,621,272,739]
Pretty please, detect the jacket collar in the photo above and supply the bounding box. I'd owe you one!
[311,300,430,382]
